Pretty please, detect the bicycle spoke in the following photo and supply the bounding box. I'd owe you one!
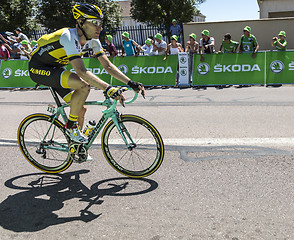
[102,115,164,178]
[18,114,72,173]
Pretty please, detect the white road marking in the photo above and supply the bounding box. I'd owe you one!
[163,138,294,146]
[2,138,294,146]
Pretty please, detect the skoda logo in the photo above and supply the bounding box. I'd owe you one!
[270,60,284,74]
[197,63,210,75]
[118,65,128,74]
[180,57,187,64]
[2,68,12,79]
[180,69,187,76]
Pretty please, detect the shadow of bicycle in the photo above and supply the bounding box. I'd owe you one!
[0,170,158,232]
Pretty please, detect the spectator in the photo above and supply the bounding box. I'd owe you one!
[0,34,8,43]
[18,40,32,60]
[12,27,30,43]
[185,33,199,54]
[272,31,287,51]
[152,33,167,56]
[218,33,239,53]
[121,32,142,57]
[3,36,21,59]
[170,19,182,42]
[239,26,259,58]
[0,40,10,61]
[199,29,215,62]
[142,38,155,56]
[30,40,38,49]
[105,35,118,58]
[163,35,183,60]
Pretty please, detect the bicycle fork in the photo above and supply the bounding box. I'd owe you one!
[112,117,136,150]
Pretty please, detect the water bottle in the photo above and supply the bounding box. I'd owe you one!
[83,120,96,136]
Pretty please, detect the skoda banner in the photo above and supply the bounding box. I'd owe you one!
[66,57,112,84]
[2,51,294,88]
[266,50,294,84]
[193,52,265,86]
[0,60,34,88]
[111,55,178,86]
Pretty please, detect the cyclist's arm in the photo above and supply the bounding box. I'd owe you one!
[70,57,109,90]
[97,54,145,96]
[97,54,130,85]
[71,57,126,104]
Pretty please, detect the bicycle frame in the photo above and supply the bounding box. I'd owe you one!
[45,87,138,152]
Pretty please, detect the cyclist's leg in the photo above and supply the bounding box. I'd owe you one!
[56,87,87,129]
[65,72,90,126]
[59,70,89,128]
[29,62,89,136]
[78,105,87,129]
[56,70,89,143]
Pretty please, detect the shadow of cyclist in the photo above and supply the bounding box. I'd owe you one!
[0,170,158,232]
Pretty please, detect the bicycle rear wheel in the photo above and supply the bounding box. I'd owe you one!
[101,114,164,178]
[18,114,72,173]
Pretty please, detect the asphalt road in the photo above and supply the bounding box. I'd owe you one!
[1,86,294,240]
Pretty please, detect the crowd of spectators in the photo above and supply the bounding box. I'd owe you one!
[0,27,36,61]
[0,22,289,62]
[185,26,287,62]
[102,23,288,62]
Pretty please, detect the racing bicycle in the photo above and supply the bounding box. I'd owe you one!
[17,87,164,178]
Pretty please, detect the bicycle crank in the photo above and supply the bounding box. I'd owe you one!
[69,142,88,163]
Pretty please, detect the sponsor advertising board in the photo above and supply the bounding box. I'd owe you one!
[111,55,177,86]
[193,52,265,86]
[0,55,177,87]
[266,50,294,84]
[1,51,294,88]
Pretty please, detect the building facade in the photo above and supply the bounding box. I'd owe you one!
[258,0,294,18]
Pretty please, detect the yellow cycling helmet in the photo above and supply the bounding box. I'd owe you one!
[72,3,103,20]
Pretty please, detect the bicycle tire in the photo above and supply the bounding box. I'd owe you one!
[18,114,73,173]
[101,114,164,178]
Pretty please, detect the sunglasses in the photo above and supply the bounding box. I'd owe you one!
[86,19,103,27]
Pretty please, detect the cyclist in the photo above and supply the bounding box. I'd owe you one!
[28,3,145,144]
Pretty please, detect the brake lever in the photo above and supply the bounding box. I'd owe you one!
[121,99,125,107]
[141,91,145,99]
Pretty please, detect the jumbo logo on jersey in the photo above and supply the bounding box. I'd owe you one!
[30,68,51,76]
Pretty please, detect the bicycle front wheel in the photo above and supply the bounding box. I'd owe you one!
[17,114,72,173]
[101,114,164,178]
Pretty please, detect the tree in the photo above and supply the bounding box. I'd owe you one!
[0,0,35,32]
[130,0,206,34]
[36,0,122,32]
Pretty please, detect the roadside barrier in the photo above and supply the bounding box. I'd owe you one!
[191,50,294,86]
[0,51,293,88]
[0,55,178,88]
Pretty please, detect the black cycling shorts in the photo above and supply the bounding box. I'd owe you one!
[28,60,74,103]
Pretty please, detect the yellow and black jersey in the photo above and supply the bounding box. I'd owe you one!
[30,28,104,67]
